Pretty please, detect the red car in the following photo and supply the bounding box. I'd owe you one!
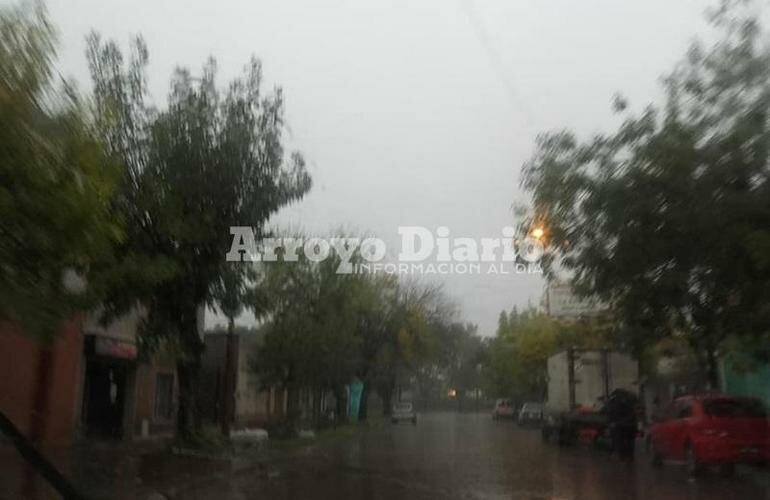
[648,394,770,475]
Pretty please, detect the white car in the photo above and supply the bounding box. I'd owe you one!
[391,402,417,424]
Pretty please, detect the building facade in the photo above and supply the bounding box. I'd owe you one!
[0,309,177,444]
[0,319,84,444]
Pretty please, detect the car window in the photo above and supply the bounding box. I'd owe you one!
[703,398,767,418]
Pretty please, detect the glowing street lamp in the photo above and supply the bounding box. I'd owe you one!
[530,227,545,240]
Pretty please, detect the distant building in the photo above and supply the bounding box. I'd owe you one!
[201,330,284,428]
[544,283,605,319]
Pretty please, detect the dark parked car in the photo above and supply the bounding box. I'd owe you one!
[648,394,770,475]
[517,402,543,426]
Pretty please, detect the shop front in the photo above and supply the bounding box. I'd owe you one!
[81,335,137,439]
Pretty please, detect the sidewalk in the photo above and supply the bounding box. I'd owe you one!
[0,437,257,499]
[0,422,372,499]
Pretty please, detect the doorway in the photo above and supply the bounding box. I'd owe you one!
[83,360,128,439]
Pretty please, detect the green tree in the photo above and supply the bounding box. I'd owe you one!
[486,308,557,401]
[255,237,365,426]
[0,3,119,338]
[521,2,770,389]
[255,245,460,423]
[444,322,485,409]
[484,307,611,401]
[86,37,311,438]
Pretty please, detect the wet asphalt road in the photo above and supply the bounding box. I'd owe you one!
[180,412,770,500]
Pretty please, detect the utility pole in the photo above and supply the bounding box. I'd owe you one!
[221,319,236,437]
[567,348,576,410]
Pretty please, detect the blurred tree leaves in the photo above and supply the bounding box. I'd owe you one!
[0,3,120,339]
[521,1,770,387]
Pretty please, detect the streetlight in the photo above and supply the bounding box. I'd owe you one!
[530,227,545,240]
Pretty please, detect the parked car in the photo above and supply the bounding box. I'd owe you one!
[518,402,544,426]
[391,401,417,424]
[648,394,770,475]
[492,399,515,420]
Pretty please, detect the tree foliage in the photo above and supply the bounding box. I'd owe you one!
[86,36,311,436]
[521,2,770,388]
[253,238,466,422]
[484,307,611,400]
[0,3,119,339]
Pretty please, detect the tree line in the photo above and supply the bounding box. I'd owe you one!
[1,2,481,440]
[518,1,770,390]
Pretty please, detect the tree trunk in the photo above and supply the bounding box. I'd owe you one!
[358,382,369,422]
[381,388,392,416]
[176,306,204,441]
[334,385,347,425]
[221,317,236,437]
[286,383,300,424]
[313,387,322,429]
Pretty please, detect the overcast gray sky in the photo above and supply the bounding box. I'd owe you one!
[46,0,715,335]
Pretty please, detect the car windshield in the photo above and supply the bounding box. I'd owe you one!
[7,0,770,498]
[703,399,767,418]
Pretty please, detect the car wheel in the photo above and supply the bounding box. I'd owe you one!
[719,463,735,477]
[685,443,702,477]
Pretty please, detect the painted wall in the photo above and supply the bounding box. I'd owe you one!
[722,356,770,407]
[0,318,84,444]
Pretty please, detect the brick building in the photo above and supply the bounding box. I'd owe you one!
[0,319,84,444]
[0,309,177,444]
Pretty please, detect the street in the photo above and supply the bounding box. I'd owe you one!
[172,412,770,500]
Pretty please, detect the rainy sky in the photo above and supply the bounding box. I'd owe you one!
[46,0,717,335]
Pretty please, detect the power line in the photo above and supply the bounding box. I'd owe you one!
[458,0,536,134]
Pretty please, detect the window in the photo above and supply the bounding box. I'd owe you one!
[154,373,174,420]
